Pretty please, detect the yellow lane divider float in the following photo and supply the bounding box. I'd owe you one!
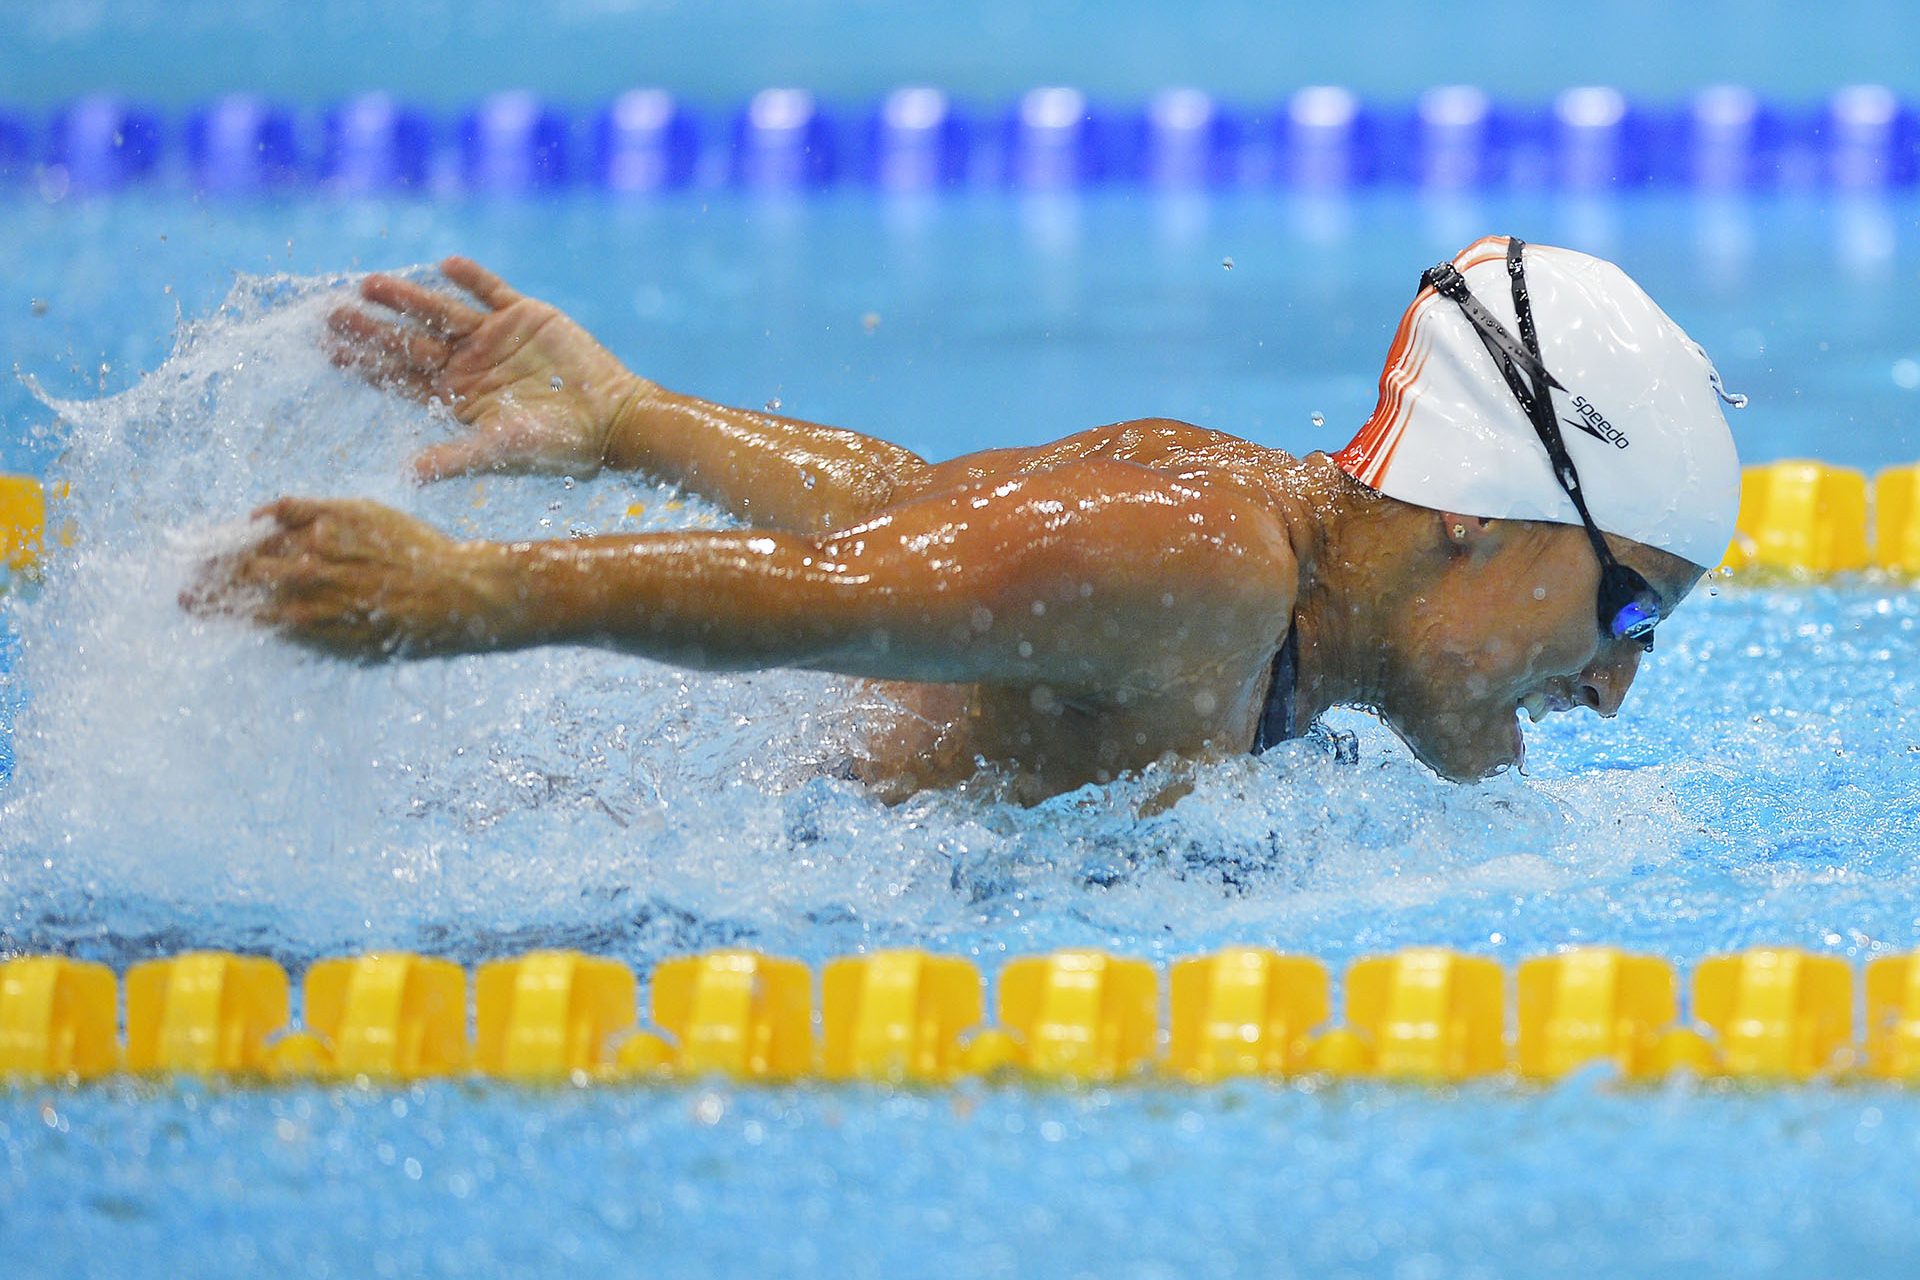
[0,474,47,574]
[5,463,1920,577]
[1720,459,1920,574]
[3,945,1918,1087]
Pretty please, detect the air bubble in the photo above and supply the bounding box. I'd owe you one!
[1310,412,1325,427]
[549,375,564,391]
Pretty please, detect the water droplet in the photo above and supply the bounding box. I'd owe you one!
[1310,411,1325,427]
[1221,256,1234,270]
[1709,368,1750,408]
[29,298,48,317]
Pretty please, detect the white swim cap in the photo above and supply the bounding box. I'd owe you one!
[1334,236,1741,569]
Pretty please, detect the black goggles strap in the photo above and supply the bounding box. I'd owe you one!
[1420,241,1616,571]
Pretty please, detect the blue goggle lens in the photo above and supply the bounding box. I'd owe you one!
[1609,597,1660,642]
[1598,561,1663,648]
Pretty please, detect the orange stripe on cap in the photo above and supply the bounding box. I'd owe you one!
[1335,235,1508,487]
[1336,294,1437,485]
[1359,335,1434,485]
[1453,234,1510,272]
[1334,304,1423,478]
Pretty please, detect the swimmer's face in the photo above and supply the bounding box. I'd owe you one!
[1380,520,1703,782]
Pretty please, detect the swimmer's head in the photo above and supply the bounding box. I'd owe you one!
[1334,235,1742,574]
[1323,236,1739,779]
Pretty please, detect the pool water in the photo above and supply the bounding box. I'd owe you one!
[6,0,1919,107]
[4,188,1920,1276]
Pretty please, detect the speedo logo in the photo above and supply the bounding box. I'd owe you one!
[1565,394,1630,450]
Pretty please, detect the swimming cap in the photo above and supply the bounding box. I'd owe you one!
[1334,236,1741,569]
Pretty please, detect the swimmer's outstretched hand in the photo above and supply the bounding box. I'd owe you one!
[182,497,517,661]
[327,256,651,483]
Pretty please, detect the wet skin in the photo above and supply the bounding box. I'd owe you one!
[186,258,1705,802]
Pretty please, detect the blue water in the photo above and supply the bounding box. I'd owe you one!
[5,191,1919,477]
[5,0,1920,107]
[4,189,1920,1275]
[10,1081,1920,1278]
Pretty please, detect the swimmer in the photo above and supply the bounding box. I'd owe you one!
[186,236,1739,802]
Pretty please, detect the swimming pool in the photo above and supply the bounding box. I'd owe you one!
[8,54,1920,1269]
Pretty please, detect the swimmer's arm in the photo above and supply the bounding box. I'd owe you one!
[199,465,1293,697]
[332,258,927,534]
[595,407,1268,537]
[483,462,1293,693]
[601,384,929,535]
[340,262,1258,538]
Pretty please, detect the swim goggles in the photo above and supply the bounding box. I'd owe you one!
[1418,237,1665,650]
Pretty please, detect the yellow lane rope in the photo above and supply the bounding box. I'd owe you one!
[1,945,1909,1086]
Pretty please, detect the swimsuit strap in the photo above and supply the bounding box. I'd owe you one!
[1251,622,1300,754]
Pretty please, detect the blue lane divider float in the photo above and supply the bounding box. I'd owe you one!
[322,94,433,192]
[185,94,301,193]
[3,86,1918,196]
[0,111,29,183]
[1140,88,1239,189]
[1278,85,1376,188]
[1680,85,1783,189]
[733,88,836,188]
[596,89,701,192]
[45,95,162,193]
[869,87,970,190]
[462,91,570,192]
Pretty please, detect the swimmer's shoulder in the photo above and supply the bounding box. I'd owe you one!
[912,419,1301,508]
[1061,417,1266,462]
[1065,419,1303,510]
[988,418,1290,482]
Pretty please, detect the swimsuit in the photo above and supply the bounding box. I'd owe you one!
[1250,624,1299,753]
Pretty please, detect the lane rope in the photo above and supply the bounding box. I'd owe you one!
[0,944,1910,1086]
[3,85,1917,196]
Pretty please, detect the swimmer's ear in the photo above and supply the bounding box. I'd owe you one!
[1437,511,1499,557]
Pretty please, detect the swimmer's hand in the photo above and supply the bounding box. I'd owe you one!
[328,256,650,483]
[182,497,519,661]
